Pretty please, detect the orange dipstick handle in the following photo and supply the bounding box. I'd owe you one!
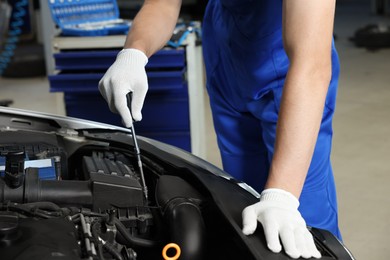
[162,243,181,260]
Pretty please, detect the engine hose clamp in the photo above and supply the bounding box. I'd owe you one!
[162,243,181,260]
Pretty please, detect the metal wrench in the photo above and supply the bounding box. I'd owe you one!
[127,93,148,201]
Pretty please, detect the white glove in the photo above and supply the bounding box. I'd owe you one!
[242,188,321,259]
[98,48,148,127]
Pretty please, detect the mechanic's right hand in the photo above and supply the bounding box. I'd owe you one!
[99,48,148,127]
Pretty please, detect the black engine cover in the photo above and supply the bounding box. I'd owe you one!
[0,213,81,260]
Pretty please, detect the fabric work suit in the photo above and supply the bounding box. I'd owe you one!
[202,0,342,239]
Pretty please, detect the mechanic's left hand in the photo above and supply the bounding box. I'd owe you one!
[242,188,321,259]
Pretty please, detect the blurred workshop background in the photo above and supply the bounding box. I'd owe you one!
[1,0,390,259]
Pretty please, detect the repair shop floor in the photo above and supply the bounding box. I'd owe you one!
[1,1,389,259]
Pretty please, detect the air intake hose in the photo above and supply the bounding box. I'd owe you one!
[0,168,92,206]
[156,175,206,260]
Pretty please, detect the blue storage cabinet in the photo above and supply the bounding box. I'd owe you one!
[49,49,192,151]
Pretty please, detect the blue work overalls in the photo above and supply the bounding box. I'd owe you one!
[202,0,341,239]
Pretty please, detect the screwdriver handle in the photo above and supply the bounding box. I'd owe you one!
[126,92,135,122]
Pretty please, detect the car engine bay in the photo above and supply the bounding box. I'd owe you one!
[0,128,209,260]
[0,108,355,260]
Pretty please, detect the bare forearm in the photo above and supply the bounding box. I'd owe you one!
[265,0,336,199]
[124,0,182,57]
[265,63,331,198]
